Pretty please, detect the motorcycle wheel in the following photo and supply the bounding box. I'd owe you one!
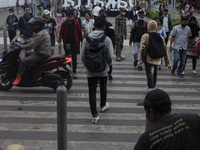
[0,70,13,91]
[54,70,72,91]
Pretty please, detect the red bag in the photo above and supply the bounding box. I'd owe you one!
[198,41,200,55]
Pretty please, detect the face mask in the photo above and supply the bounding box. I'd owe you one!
[139,17,145,20]
[122,12,126,16]
[182,24,186,28]
[10,13,13,15]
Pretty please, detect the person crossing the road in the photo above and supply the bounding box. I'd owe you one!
[129,10,148,71]
[81,17,113,123]
[115,8,127,61]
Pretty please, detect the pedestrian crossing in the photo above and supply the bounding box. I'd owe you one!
[0,59,200,150]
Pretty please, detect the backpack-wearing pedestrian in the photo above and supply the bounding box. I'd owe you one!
[129,10,148,71]
[140,20,171,92]
[99,9,115,80]
[6,8,18,42]
[81,17,113,123]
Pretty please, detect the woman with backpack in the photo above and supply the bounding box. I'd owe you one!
[140,20,171,92]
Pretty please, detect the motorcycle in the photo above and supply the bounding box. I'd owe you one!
[0,36,73,91]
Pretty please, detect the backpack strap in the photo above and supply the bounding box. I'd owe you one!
[85,34,106,44]
[85,35,93,44]
[99,34,107,43]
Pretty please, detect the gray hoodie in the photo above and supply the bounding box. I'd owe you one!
[81,30,113,77]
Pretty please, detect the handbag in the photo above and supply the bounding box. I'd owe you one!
[198,41,200,55]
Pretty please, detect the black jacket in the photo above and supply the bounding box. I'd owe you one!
[104,21,115,48]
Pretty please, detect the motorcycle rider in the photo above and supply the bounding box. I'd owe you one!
[12,17,51,85]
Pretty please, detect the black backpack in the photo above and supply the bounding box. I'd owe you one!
[84,34,107,73]
[147,32,165,59]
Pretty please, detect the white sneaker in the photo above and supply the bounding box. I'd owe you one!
[92,115,99,123]
[181,71,185,75]
[99,102,109,112]
[147,88,155,93]
[192,70,197,74]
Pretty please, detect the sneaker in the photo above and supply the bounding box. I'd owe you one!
[71,72,77,79]
[120,55,125,60]
[133,60,138,67]
[116,56,121,61]
[147,88,155,93]
[108,75,113,80]
[177,74,184,78]
[192,70,197,74]
[171,70,175,75]
[92,115,99,123]
[99,102,109,112]
[181,71,185,75]
[138,66,143,71]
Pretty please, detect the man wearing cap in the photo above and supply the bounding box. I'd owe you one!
[115,8,127,61]
[99,9,115,80]
[18,6,33,53]
[135,89,200,150]
[159,9,172,45]
[42,9,59,55]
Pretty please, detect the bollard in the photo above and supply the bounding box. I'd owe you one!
[57,85,67,150]
[3,27,7,52]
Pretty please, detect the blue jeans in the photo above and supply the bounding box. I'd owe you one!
[172,49,187,75]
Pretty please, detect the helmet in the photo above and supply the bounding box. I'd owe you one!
[28,17,45,33]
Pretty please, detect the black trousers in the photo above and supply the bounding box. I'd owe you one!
[165,32,170,45]
[145,63,158,89]
[64,44,78,74]
[184,55,197,71]
[87,76,107,116]
[8,31,16,42]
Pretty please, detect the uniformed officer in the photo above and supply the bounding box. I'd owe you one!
[115,8,127,61]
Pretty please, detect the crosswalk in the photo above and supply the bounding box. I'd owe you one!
[0,58,200,150]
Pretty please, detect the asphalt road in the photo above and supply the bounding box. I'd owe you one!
[0,5,200,150]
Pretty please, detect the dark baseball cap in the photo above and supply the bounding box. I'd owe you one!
[164,9,169,12]
[138,89,171,113]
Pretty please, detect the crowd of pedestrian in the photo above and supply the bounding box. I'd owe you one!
[3,1,200,149]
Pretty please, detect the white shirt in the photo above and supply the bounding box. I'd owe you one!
[92,6,101,16]
[82,19,94,36]
[163,16,169,32]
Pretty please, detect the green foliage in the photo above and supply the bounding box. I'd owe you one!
[146,11,181,28]
[158,0,164,3]
[146,11,159,20]
[171,19,181,28]
[37,10,43,17]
